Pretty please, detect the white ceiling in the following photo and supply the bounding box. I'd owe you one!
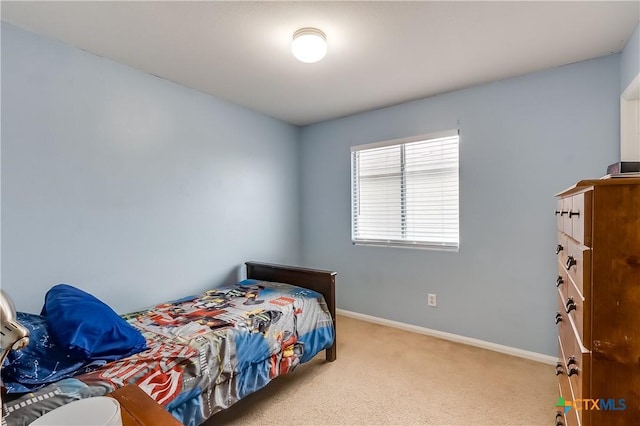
[2,1,639,126]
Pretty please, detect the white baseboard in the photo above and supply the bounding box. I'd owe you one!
[337,308,557,365]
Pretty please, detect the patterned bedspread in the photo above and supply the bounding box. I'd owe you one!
[1,279,335,426]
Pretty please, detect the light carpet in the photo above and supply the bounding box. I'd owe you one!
[205,315,557,426]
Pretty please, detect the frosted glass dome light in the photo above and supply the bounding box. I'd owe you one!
[291,28,327,63]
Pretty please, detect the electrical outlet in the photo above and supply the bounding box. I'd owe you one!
[427,293,437,307]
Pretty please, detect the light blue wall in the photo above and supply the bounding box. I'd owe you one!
[300,56,620,356]
[620,22,639,92]
[1,23,301,314]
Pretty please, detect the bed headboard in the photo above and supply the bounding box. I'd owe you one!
[245,261,336,361]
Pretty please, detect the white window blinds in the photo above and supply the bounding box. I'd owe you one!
[351,130,459,250]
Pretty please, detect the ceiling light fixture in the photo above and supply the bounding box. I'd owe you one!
[291,27,327,63]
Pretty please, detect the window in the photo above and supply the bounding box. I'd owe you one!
[351,130,459,250]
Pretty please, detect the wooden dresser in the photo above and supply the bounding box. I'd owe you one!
[554,178,640,426]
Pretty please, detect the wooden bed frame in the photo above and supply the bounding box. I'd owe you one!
[0,262,336,425]
[245,261,336,362]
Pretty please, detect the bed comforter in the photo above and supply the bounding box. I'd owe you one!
[1,279,334,426]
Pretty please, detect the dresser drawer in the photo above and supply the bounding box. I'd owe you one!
[556,288,569,336]
[558,192,593,246]
[565,279,590,347]
[558,368,571,401]
[557,337,583,426]
[563,408,581,426]
[557,335,569,394]
[562,197,573,235]
[555,407,580,426]
[568,192,592,247]
[564,238,591,296]
[559,327,590,405]
[556,261,570,300]
[556,199,567,232]
[556,232,568,270]
[556,384,579,426]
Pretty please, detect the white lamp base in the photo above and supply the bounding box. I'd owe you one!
[29,396,122,426]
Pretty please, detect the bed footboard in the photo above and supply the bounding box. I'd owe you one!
[245,261,336,362]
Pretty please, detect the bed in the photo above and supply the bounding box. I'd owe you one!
[1,262,337,426]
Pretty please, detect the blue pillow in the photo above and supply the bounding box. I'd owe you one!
[41,284,147,361]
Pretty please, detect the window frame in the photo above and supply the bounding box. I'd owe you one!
[350,129,460,251]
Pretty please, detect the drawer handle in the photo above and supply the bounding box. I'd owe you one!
[554,209,561,216]
[565,256,576,270]
[560,210,569,216]
[565,298,577,313]
[566,356,577,366]
[568,366,579,377]
[555,362,564,375]
[556,276,564,287]
[555,244,564,255]
[569,210,580,218]
[555,312,563,324]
